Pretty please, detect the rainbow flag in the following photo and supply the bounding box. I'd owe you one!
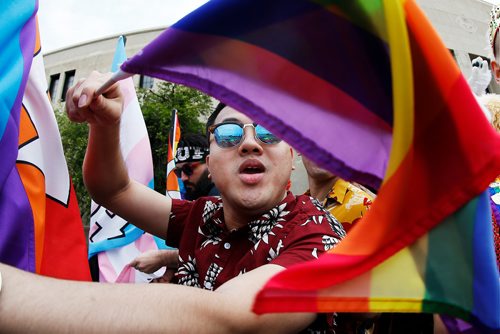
[0,0,90,280]
[121,0,500,330]
[87,36,167,283]
[166,109,182,199]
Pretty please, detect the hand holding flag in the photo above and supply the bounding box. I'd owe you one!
[86,36,168,283]
[65,72,124,126]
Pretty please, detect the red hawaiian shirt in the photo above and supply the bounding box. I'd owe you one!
[166,192,345,291]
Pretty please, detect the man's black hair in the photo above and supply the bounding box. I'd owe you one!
[205,102,226,143]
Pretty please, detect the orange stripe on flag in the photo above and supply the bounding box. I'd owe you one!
[16,163,45,273]
[18,105,38,147]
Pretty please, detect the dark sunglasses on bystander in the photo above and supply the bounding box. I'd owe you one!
[174,162,203,178]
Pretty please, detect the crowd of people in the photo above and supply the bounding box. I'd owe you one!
[0,3,499,334]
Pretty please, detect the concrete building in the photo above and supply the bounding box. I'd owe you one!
[417,0,500,93]
[44,27,165,104]
[44,0,500,100]
[43,0,499,194]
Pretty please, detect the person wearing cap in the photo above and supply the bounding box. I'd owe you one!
[174,133,219,200]
[130,134,219,281]
[0,73,346,333]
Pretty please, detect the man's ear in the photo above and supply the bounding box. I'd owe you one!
[492,60,500,83]
[206,155,212,179]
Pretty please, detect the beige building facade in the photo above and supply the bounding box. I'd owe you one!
[44,0,500,100]
[43,0,499,194]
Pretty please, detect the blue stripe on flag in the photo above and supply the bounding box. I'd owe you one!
[0,1,36,138]
[471,191,500,329]
[111,36,127,72]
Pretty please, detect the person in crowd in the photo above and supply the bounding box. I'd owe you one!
[175,133,220,200]
[0,72,346,333]
[130,133,219,280]
[435,6,500,334]
[300,155,378,333]
[301,155,375,234]
[465,3,500,272]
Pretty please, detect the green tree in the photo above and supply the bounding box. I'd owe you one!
[138,81,212,194]
[55,82,212,224]
[54,104,90,223]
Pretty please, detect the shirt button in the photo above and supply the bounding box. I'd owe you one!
[224,242,231,250]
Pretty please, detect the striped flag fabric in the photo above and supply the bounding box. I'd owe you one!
[87,36,167,283]
[0,0,90,280]
[0,0,38,274]
[166,109,182,199]
[120,0,500,330]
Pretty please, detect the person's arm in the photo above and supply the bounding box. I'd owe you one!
[130,249,179,274]
[0,263,314,333]
[215,264,316,332]
[66,72,171,238]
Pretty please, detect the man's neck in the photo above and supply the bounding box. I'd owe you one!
[308,176,337,202]
[221,192,287,231]
[223,206,252,232]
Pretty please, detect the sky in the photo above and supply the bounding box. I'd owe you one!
[38,0,500,53]
[38,0,208,52]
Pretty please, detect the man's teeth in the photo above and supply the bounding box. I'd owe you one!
[244,167,261,174]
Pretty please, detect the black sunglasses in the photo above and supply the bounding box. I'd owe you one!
[174,162,202,178]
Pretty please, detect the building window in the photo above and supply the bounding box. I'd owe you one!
[61,70,76,101]
[449,49,456,61]
[139,75,154,89]
[49,73,60,102]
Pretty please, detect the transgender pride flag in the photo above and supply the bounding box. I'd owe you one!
[87,36,167,283]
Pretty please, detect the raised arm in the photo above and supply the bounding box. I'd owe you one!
[0,263,314,333]
[66,71,171,238]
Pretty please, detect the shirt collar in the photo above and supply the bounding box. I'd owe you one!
[304,178,349,206]
[201,192,295,241]
[200,197,225,236]
[326,178,350,205]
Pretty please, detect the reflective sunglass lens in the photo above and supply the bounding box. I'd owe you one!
[214,124,243,147]
[255,125,281,144]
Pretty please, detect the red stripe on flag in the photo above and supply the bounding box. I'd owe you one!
[40,182,91,281]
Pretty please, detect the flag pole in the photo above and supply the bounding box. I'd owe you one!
[95,69,132,96]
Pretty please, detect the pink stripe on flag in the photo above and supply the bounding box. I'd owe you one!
[120,78,136,110]
[97,252,118,282]
[135,233,159,253]
[124,136,154,184]
[115,264,136,282]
